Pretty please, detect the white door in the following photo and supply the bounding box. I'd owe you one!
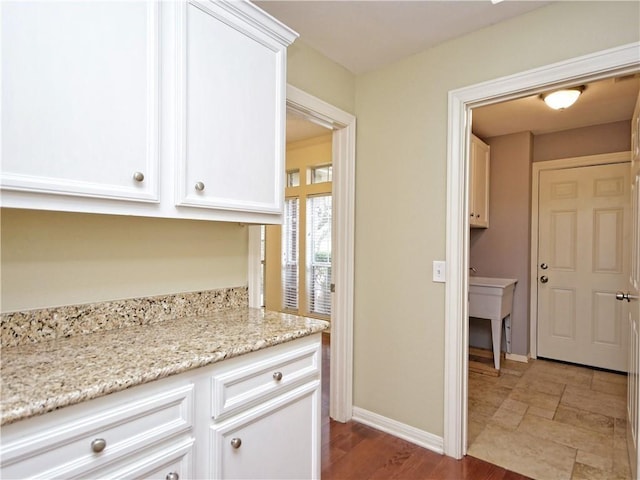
[537,162,631,371]
[624,93,640,480]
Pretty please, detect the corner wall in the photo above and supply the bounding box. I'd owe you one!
[353,1,639,436]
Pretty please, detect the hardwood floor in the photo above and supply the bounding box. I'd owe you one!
[321,333,531,480]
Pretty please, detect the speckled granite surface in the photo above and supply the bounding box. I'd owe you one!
[0,308,329,426]
[1,287,248,347]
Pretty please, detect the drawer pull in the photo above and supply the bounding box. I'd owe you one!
[133,171,145,182]
[230,437,242,449]
[195,181,205,192]
[90,438,107,453]
[272,371,283,381]
[166,472,179,480]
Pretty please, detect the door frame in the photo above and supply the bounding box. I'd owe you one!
[249,85,356,423]
[444,42,640,459]
[530,151,631,360]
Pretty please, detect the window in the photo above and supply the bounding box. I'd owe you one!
[281,198,299,310]
[287,170,300,187]
[307,195,332,316]
[265,133,333,320]
[309,165,332,184]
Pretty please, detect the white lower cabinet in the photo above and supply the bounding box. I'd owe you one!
[211,381,320,479]
[0,334,321,480]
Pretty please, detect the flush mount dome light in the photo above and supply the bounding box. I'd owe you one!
[542,86,585,110]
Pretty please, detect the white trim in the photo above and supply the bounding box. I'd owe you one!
[352,407,444,454]
[247,225,262,309]
[247,84,356,423]
[445,42,640,459]
[505,353,529,363]
[529,151,631,359]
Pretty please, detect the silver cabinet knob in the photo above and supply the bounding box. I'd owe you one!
[230,437,242,449]
[166,473,179,480]
[195,181,205,192]
[273,371,283,381]
[540,263,548,270]
[91,438,107,453]
[133,171,145,182]
[540,276,549,284]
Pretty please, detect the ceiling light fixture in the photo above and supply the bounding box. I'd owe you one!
[541,86,585,110]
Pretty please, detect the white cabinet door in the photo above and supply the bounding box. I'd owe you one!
[176,1,287,215]
[1,1,160,202]
[470,134,490,228]
[210,381,321,480]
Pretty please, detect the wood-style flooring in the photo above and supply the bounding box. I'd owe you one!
[321,333,531,479]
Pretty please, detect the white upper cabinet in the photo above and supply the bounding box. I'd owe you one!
[470,134,490,229]
[1,1,160,202]
[177,1,285,214]
[0,0,297,223]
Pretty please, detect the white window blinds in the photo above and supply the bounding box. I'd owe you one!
[282,198,299,310]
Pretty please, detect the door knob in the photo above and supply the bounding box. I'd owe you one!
[616,291,639,302]
[540,276,549,283]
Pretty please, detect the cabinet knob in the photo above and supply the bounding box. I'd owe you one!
[195,181,205,192]
[540,275,549,284]
[273,371,283,381]
[475,214,480,218]
[470,213,475,217]
[230,437,242,449]
[166,473,179,480]
[133,171,145,182]
[91,438,107,453]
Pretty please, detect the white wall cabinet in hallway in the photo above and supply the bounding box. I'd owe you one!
[470,135,490,229]
[1,0,297,224]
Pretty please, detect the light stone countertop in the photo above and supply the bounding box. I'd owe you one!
[0,308,329,426]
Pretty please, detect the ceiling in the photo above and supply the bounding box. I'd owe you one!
[270,1,640,142]
[256,1,552,75]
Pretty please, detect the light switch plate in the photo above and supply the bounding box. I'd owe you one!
[433,260,446,282]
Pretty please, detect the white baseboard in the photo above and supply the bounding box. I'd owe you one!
[351,407,444,455]
[505,352,529,363]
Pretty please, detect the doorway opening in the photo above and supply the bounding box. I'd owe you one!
[443,42,640,460]
[248,85,356,424]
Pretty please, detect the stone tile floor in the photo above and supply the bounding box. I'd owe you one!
[467,355,631,480]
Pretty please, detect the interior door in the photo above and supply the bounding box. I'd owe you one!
[537,162,631,371]
[624,92,640,480]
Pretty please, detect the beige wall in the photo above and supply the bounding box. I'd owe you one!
[353,1,639,435]
[469,132,533,356]
[287,40,356,114]
[0,209,248,312]
[533,120,631,162]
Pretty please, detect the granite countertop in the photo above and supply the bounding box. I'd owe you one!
[0,308,329,426]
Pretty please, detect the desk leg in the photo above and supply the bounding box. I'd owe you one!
[490,317,502,370]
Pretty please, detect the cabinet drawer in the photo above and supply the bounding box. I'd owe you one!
[1,384,193,479]
[91,435,194,480]
[211,341,320,419]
